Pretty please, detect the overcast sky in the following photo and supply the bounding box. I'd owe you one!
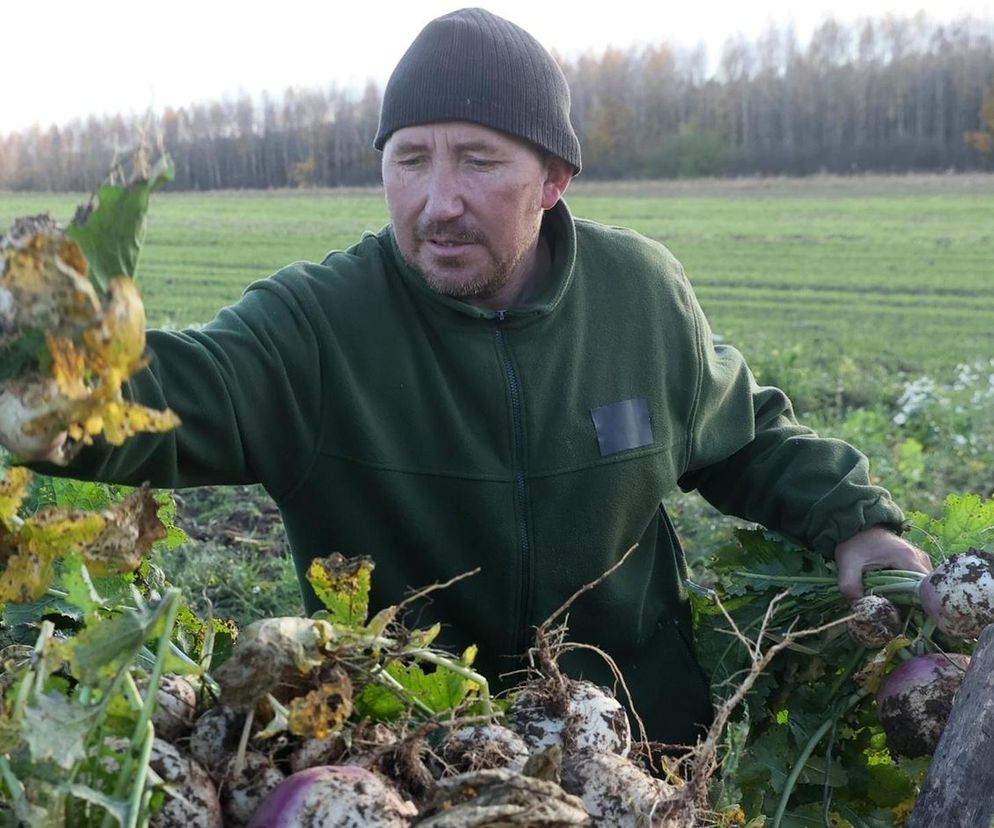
[4,0,992,134]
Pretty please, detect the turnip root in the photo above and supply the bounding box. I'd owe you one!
[919,550,994,639]
[287,732,347,774]
[221,750,287,827]
[509,678,631,757]
[847,595,902,648]
[245,765,416,827]
[147,738,224,828]
[104,736,223,828]
[441,724,530,773]
[876,652,970,758]
[416,767,590,826]
[560,749,683,828]
[189,704,248,770]
[152,674,198,742]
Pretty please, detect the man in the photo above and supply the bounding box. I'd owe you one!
[8,8,928,745]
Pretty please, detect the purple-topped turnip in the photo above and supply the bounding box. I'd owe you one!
[246,765,416,827]
[876,652,970,758]
[918,550,994,639]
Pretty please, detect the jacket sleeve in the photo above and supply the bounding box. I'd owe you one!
[674,274,904,554]
[31,272,324,501]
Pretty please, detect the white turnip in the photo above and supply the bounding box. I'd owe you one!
[221,750,287,827]
[876,652,970,758]
[151,674,198,742]
[918,550,994,639]
[246,765,416,827]
[189,705,247,770]
[847,595,902,648]
[560,749,684,828]
[441,723,530,773]
[509,678,631,758]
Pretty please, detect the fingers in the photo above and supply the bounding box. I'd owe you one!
[837,555,865,603]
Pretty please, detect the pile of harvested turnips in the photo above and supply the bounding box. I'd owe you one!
[2,156,993,827]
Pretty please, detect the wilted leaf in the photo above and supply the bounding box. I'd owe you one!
[307,553,374,627]
[0,538,58,603]
[287,669,353,739]
[80,484,166,576]
[0,216,100,335]
[0,466,31,528]
[66,156,174,294]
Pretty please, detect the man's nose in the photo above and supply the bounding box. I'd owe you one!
[423,166,464,221]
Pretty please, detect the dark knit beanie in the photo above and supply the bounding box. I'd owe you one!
[374,7,581,173]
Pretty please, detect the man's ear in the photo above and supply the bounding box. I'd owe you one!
[541,157,574,210]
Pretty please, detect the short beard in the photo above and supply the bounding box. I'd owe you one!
[406,218,535,302]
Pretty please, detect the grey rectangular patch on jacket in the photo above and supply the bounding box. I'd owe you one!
[590,398,654,456]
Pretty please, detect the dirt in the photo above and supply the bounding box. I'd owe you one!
[174,484,287,555]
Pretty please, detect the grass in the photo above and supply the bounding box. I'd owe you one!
[3,174,990,375]
[3,174,993,622]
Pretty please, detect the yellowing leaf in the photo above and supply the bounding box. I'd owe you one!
[0,509,105,602]
[95,400,181,446]
[81,278,147,387]
[46,334,88,400]
[0,467,32,528]
[307,553,374,627]
[0,217,100,336]
[287,670,354,739]
[0,540,58,603]
[19,509,106,559]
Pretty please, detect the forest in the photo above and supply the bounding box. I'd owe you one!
[1,13,993,191]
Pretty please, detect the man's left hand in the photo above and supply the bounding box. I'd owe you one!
[834,526,932,602]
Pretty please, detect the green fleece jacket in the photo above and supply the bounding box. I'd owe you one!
[51,200,903,744]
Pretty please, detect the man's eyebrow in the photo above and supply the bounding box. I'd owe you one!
[390,139,504,155]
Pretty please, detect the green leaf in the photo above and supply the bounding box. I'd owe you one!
[306,554,373,627]
[66,156,173,293]
[22,693,96,769]
[67,602,165,686]
[354,650,478,719]
[907,493,994,559]
[59,553,105,616]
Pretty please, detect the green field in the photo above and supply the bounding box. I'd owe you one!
[4,176,992,623]
[3,174,990,385]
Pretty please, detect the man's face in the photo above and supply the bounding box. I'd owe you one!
[382,121,570,308]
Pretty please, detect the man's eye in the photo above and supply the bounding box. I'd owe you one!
[396,157,426,168]
[466,158,498,169]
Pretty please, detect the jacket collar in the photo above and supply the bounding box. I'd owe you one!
[385,199,577,322]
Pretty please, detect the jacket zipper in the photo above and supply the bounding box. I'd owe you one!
[495,312,533,657]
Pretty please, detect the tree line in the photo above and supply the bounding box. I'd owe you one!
[2,13,993,191]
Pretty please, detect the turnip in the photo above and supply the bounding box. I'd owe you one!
[417,767,590,826]
[509,678,631,757]
[847,595,902,648]
[189,704,248,770]
[440,723,530,773]
[918,550,994,639]
[561,749,684,828]
[876,652,970,758]
[104,737,223,828]
[287,732,347,774]
[221,750,287,827]
[245,765,416,827]
[151,674,198,742]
